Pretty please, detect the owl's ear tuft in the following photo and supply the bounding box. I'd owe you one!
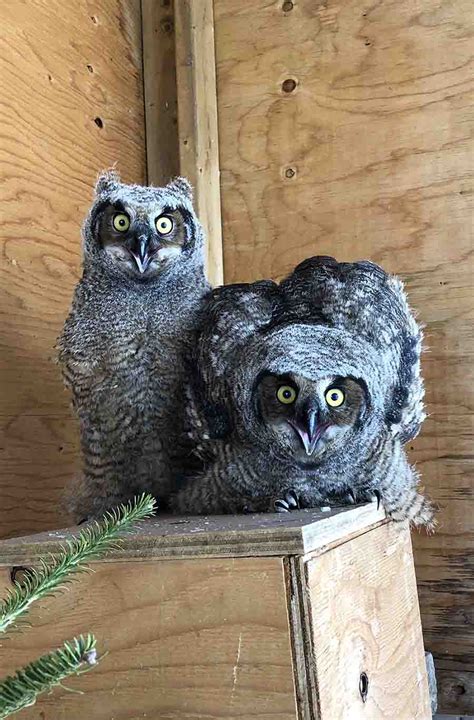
[95,169,121,195]
[167,176,193,201]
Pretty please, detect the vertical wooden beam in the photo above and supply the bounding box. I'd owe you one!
[174,0,224,286]
[141,0,180,185]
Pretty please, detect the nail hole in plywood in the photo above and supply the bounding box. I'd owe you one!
[94,117,104,128]
[282,78,297,93]
[359,672,369,702]
[282,1,294,11]
[161,18,173,34]
[10,566,34,588]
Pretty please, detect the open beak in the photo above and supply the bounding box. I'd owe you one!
[289,408,323,456]
[129,235,151,274]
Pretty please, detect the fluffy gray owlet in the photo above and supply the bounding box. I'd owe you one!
[172,257,435,529]
[58,170,209,521]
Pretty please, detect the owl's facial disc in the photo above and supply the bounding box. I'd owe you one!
[99,203,185,279]
[257,373,366,464]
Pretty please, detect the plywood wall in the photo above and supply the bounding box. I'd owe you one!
[213,0,473,712]
[0,0,146,538]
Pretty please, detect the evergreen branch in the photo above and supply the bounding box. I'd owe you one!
[0,494,156,635]
[0,634,98,718]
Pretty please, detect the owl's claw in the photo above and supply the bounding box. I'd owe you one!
[372,489,382,510]
[286,490,300,509]
[340,488,381,510]
[274,490,300,513]
[344,488,357,504]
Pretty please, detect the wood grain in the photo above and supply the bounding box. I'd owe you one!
[141,0,180,185]
[436,668,474,715]
[0,557,297,719]
[213,0,474,710]
[0,503,386,565]
[306,521,431,719]
[175,0,224,285]
[0,0,146,539]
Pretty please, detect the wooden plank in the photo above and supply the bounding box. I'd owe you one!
[435,669,474,716]
[0,503,385,565]
[141,0,180,185]
[415,533,474,714]
[174,0,224,285]
[0,557,298,719]
[212,0,474,702]
[305,522,431,719]
[286,557,318,720]
[0,0,146,539]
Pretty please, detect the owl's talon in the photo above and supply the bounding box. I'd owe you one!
[344,488,357,504]
[274,499,291,513]
[285,490,300,509]
[372,489,382,510]
[274,491,300,513]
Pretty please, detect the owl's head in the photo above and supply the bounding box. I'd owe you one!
[83,170,202,281]
[256,372,367,466]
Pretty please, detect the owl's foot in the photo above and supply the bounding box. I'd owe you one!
[274,490,300,513]
[340,488,382,510]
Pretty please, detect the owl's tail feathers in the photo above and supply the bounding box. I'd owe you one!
[62,473,144,525]
[384,488,438,533]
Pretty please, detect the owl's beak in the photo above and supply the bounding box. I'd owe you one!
[130,235,151,274]
[289,408,323,456]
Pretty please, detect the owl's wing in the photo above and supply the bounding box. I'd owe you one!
[186,280,281,449]
[280,256,425,442]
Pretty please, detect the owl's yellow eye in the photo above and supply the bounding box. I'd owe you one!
[112,213,130,233]
[155,215,174,235]
[277,385,297,405]
[325,388,345,407]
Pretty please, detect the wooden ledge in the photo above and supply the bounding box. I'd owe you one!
[0,503,386,565]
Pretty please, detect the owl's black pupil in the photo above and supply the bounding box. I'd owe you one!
[331,393,338,400]
[283,390,291,398]
[119,219,125,226]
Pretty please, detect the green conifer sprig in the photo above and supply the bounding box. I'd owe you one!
[0,493,156,635]
[0,494,156,717]
[0,634,97,719]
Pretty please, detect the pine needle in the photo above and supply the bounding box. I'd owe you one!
[0,494,156,635]
[0,634,97,718]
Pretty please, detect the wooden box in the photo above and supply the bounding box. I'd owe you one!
[0,504,430,719]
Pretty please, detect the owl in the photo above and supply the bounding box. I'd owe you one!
[58,170,209,521]
[172,257,435,529]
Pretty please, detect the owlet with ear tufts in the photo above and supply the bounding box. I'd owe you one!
[173,257,435,530]
[58,170,209,521]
